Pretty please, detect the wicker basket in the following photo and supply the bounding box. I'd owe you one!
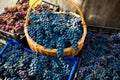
[24,0,87,57]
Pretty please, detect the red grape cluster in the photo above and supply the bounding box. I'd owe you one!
[0,0,52,39]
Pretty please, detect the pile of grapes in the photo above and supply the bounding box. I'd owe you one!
[28,11,83,57]
[0,0,52,39]
[77,32,120,80]
[0,43,74,80]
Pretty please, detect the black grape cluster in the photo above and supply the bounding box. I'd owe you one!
[0,0,52,39]
[77,32,120,80]
[0,43,74,80]
[28,11,83,57]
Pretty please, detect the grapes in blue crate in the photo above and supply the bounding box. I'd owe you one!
[0,42,74,79]
[77,32,120,80]
[28,10,83,57]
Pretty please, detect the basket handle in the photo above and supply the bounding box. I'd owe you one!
[67,0,87,44]
[25,0,86,26]
[24,0,39,27]
[67,0,85,25]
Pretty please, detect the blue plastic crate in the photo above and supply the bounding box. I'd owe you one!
[0,39,78,80]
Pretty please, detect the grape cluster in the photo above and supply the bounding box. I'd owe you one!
[0,0,52,39]
[77,32,120,80]
[0,43,74,80]
[28,11,83,57]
